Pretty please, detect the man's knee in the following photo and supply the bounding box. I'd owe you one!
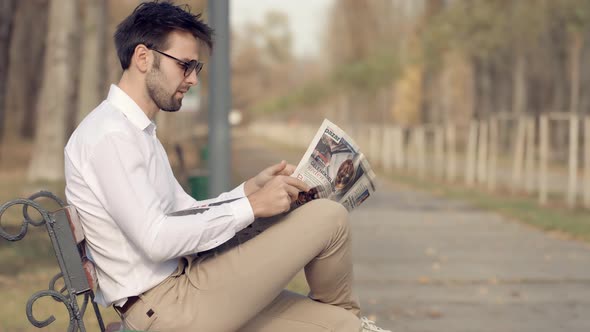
[320,307,360,332]
[334,312,361,332]
[304,199,350,233]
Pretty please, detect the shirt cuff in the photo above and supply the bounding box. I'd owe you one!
[231,182,247,197]
[228,196,255,231]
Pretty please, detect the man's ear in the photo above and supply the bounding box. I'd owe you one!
[132,44,151,74]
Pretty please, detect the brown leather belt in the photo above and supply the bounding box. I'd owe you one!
[116,296,140,314]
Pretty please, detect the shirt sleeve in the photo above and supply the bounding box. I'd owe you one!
[85,132,255,262]
[172,177,248,211]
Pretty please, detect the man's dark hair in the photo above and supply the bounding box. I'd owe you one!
[114,1,214,70]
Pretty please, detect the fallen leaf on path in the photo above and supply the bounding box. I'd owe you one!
[426,309,443,319]
[417,276,431,284]
[425,247,436,256]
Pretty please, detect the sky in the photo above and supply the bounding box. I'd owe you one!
[230,0,335,58]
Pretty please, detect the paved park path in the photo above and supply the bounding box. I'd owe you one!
[231,129,590,332]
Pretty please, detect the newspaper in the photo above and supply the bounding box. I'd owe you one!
[169,119,376,217]
[292,119,377,211]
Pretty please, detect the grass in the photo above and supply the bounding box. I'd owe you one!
[387,170,590,243]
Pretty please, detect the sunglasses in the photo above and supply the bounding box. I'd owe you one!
[150,48,204,77]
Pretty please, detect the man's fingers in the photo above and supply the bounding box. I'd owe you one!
[282,176,310,192]
[268,160,287,175]
[285,185,300,202]
[278,163,296,176]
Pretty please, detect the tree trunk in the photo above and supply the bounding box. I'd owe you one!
[477,59,493,119]
[551,27,568,160]
[512,52,527,115]
[5,0,49,139]
[106,0,122,92]
[77,0,107,125]
[568,30,582,114]
[0,0,18,143]
[27,0,80,182]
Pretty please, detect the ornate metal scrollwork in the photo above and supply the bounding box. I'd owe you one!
[1,192,95,331]
[0,198,48,241]
[49,272,92,324]
[23,272,94,331]
[23,190,66,225]
[49,272,67,294]
[26,289,78,331]
[0,191,65,241]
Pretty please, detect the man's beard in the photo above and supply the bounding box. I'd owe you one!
[146,67,183,112]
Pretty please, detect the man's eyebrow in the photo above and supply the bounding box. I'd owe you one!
[181,56,199,63]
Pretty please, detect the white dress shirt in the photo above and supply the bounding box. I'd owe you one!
[65,85,255,307]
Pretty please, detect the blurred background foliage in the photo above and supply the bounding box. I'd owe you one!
[2,0,590,183]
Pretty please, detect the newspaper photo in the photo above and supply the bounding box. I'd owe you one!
[292,119,377,211]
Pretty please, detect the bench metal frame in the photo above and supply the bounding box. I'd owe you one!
[0,191,106,332]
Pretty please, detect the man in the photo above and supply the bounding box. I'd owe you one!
[65,2,390,331]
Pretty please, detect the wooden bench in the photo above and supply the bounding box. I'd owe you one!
[0,191,123,332]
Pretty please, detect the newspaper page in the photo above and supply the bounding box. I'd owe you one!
[292,119,377,211]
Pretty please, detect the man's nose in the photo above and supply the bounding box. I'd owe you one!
[185,69,199,86]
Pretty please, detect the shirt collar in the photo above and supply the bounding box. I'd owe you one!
[107,84,157,135]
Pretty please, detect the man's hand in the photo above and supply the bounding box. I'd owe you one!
[247,175,309,218]
[244,160,296,195]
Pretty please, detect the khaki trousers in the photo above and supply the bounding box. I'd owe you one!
[122,199,361,331]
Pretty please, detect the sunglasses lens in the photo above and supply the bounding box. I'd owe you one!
[183,61,203,77]
[194,62,203,75]
[183,61,194,77]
